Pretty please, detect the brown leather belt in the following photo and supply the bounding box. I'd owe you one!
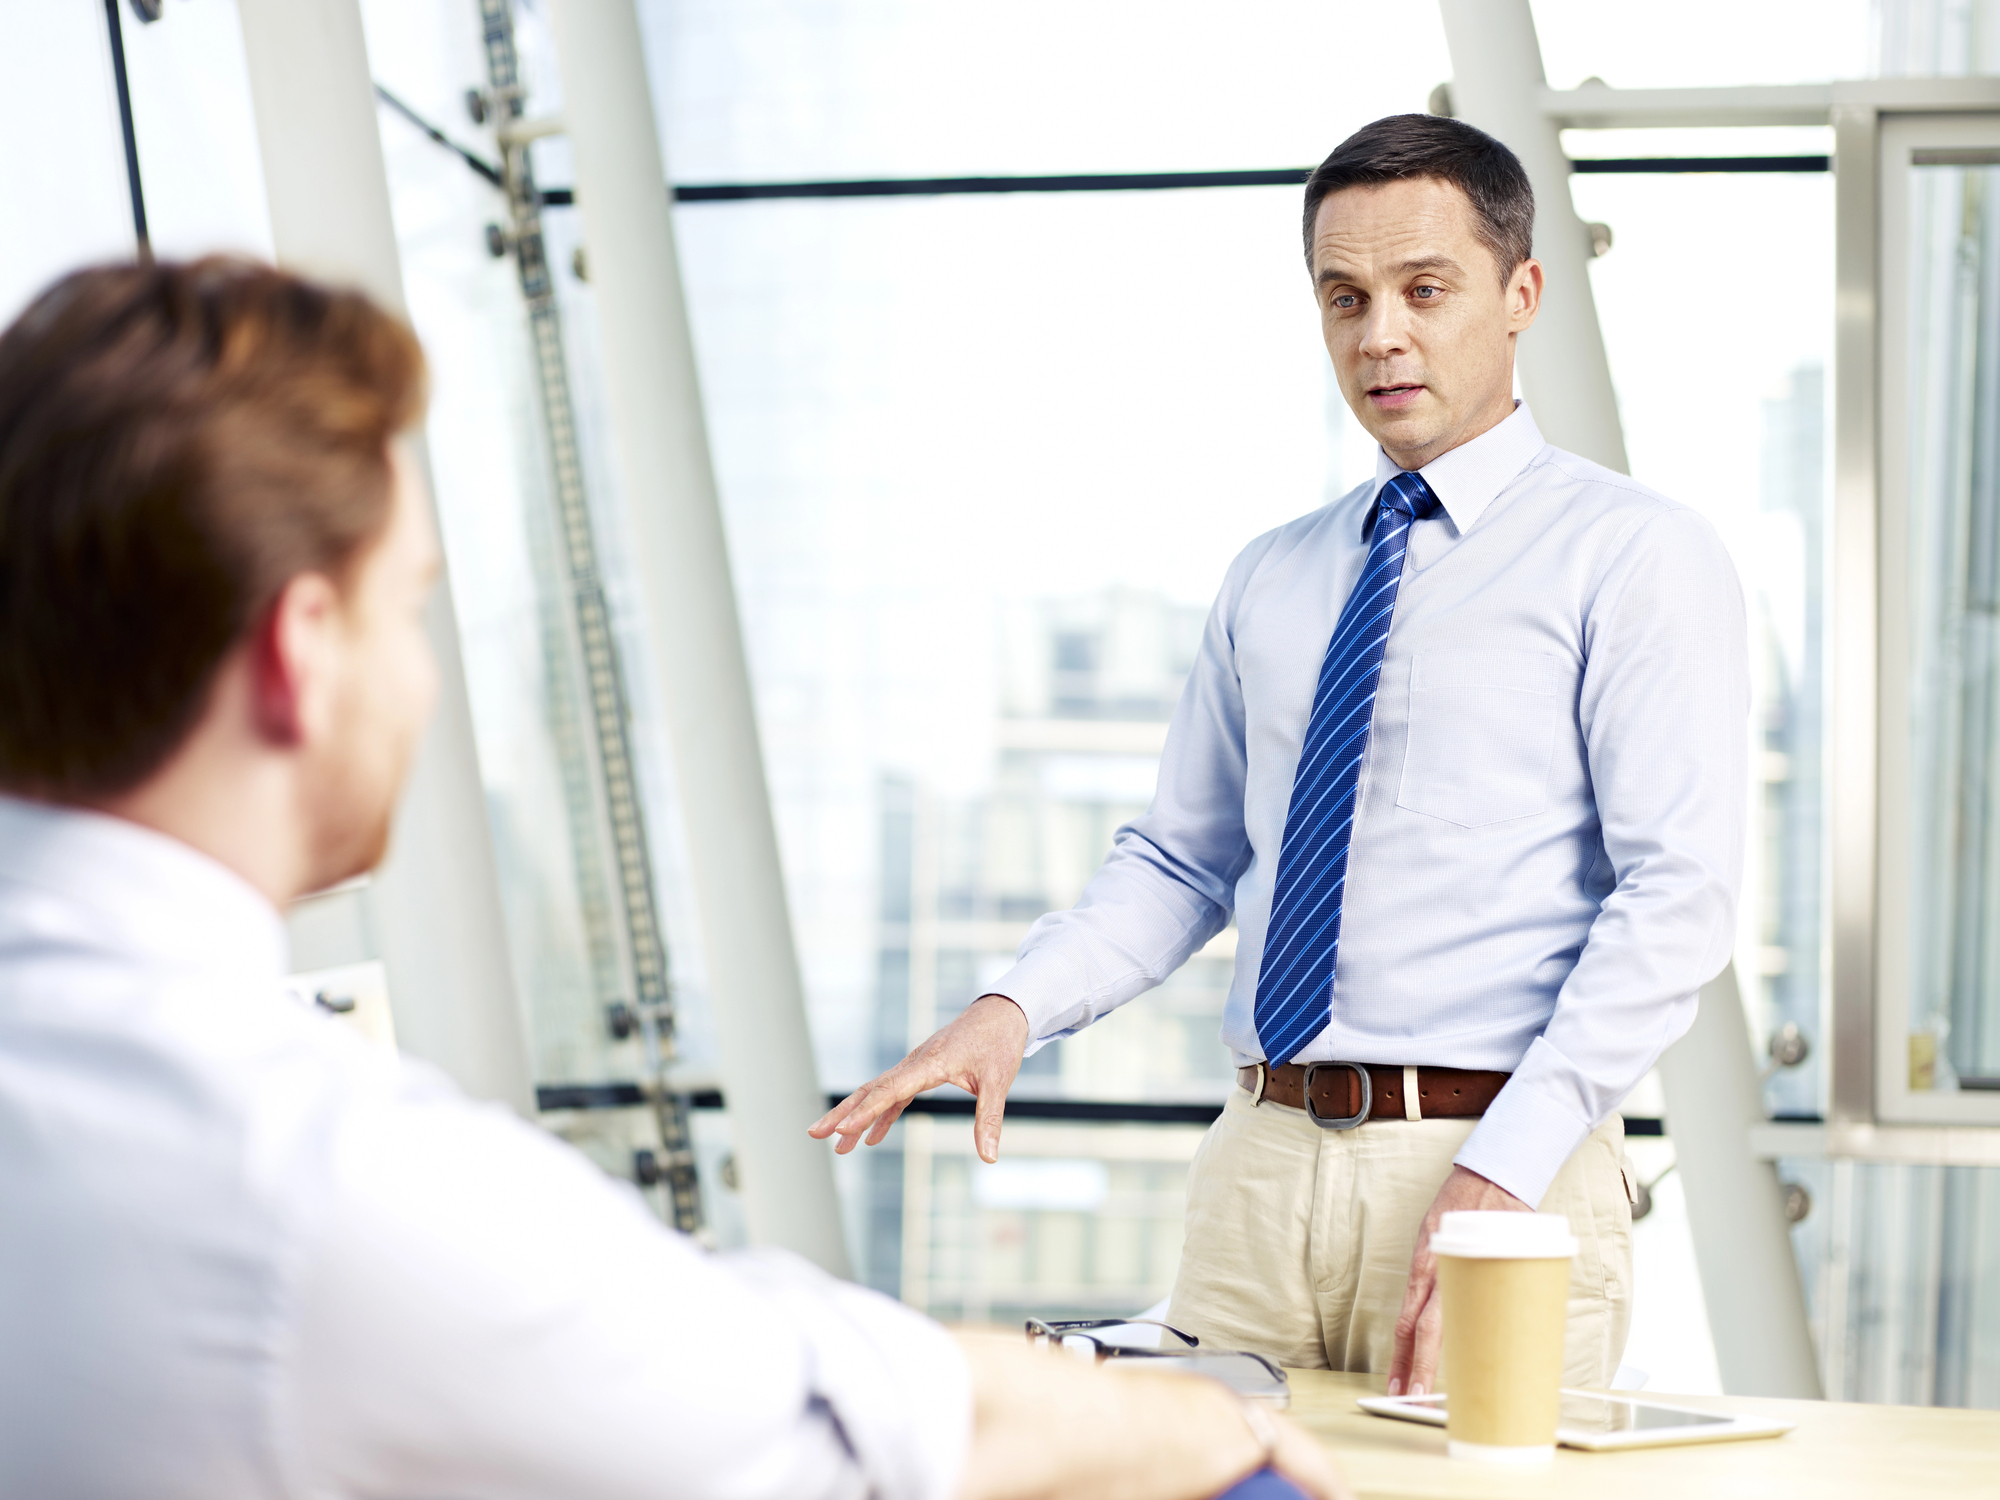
[1235,1061,1510,1129]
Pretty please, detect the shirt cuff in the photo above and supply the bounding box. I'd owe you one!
[1451,1037,1595,1208]
[730,1249,972,1500]
[984,945,1093,1054]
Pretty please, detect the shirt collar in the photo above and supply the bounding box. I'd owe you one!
[0,794,287,981]
[1369,401,1546,534]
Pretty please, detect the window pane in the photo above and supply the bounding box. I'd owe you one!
[1905,158,2000,1093]
[1575,167,1835,1118]
[671,187,1340,1106]
[1783,1156,2000,1405]
[637,0,1449,181]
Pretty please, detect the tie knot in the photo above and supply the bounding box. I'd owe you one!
[1380,470,1440,522]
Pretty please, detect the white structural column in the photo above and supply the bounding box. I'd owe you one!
[1439,0,1823,1399]
[1438,0,1628,474]
[544,0,851,1275]
[235,0,536,1115]
[1660,970,1825,1398]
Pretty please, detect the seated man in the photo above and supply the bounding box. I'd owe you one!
[0,258,1343,1500]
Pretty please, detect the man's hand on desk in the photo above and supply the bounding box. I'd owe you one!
[1387,1165,1530,1398]
[809,993,1029,1164]
[954,1334,1351,1500]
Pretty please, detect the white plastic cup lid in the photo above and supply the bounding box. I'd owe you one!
[1429,1210,1578,1260]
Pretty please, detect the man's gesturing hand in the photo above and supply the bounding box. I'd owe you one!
[1387,1165,1529,1398]
[809,994,1030,1164]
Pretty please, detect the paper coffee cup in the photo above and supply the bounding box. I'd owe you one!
[1429,1211,1578,1464]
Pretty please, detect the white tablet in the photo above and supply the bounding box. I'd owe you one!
[1355,1390,1795,1451]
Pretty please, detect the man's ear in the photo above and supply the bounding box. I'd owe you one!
[251,572,342,749]
[1508,257,1544,332]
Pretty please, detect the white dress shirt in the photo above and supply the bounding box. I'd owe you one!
[991,404,1748,1206]
[0,795,968,1500]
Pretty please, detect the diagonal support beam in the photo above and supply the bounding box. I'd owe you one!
[542,0,850,1275]
[1439,0,1823,1399]
[235,0,536,1116]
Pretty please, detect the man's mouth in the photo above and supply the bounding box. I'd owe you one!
[1366,383,1425,409]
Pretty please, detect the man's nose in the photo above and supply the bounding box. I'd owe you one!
[1357,300,1410,360]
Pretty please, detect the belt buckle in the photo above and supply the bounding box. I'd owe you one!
[1302,1061,1371,1130]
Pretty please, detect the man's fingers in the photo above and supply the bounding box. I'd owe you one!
[1385,1269,1431,1396]
[819,1059,941,1139]
[809,1085,872,1139]
[1405,1291,1444,1397]
[973,1073,1008,1163]
[821,1083,906,1152]
[862,1099,910,1147]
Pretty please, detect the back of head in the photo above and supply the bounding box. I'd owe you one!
[1302,113,1536,282]
[0,257,425,802]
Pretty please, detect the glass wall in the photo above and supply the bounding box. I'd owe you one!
[357,0,1865,1335]
[12,0,2000,1409]
[356,0,1998,1391]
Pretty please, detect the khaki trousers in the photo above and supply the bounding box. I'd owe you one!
[1167,1083,1633,1389]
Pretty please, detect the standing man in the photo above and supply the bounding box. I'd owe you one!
[815,114,1747,1398]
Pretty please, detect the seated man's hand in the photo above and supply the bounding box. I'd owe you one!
[954,1334,1352,1500]
[809,993,1029,1163]
[1387,1165,1529,1397]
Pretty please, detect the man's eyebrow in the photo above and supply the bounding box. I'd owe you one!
[1314,254,1465,286]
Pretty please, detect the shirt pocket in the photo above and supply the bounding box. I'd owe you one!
[1396,650,1560,827]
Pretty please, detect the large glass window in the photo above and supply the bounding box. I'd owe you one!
[1571,151,1837,1120]
[361,0,1861,1323]
[1879,113,2000,1126]
[631,4,1458,1303]
[1903,148,2000,1096]
[19,0,2000,1409]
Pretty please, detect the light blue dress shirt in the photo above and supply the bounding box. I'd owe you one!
[991,404,1748,1206]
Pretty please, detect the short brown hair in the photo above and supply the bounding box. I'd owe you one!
[0,257,426,800]
[1301,114,1535,284]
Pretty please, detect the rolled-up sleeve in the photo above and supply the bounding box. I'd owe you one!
[1455,507,1748,1206]
[990,541,1265,1049]
[284,1066,971,1500]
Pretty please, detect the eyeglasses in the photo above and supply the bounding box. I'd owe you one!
[1024,1318,1290,1403]
[1023,1318,1200,1360]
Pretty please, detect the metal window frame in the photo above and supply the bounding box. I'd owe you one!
[1870,111,2000,1128]
[1534,77,2000,1158]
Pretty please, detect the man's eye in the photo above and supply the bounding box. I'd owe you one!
[1412,285,1440,300]
[1331,293,1359,309]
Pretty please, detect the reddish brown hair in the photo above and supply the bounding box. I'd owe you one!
[0,256,426,799]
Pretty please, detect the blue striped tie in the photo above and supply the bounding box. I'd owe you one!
[1254,469,1440,1063]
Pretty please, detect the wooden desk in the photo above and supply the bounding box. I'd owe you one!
[1285,1369,2000,1499]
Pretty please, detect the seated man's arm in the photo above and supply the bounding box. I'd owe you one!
[814,544,1266,1162]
